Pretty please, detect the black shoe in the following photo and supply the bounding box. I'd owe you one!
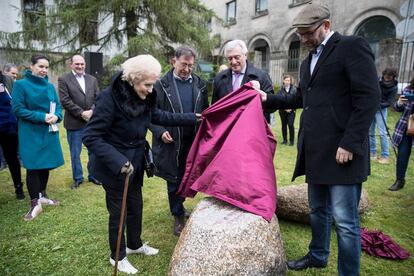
[389,179,405,191]
[289,142,294,146]
[15,183,25,200]
[70,180,82,190]
[281,141,287,145]
[88,177,102,186]
[287,254,327,271]
[173,216,185,236]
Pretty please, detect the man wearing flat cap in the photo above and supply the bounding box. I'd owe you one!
[258,2,380,275]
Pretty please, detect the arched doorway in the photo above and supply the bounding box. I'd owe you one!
[287,36,300,80]
[355,16,396,68]
[250,38,270,73]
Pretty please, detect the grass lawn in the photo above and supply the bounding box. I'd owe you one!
[0,109,413,275]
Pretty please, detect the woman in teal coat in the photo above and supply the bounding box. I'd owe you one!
[12,54,64,221]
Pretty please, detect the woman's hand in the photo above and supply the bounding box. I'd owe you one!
[45,114,58,124]
[121,161,134,175]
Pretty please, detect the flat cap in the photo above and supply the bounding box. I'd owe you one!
[292,3,330,28]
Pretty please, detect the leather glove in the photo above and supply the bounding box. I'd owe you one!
[120,161,134,175]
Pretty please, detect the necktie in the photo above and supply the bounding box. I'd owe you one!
[233,73,241,91]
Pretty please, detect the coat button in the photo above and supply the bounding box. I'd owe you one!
[307,87,311,92]
[305,107,309,110]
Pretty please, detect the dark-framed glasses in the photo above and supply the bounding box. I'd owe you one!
[296,21,325,38]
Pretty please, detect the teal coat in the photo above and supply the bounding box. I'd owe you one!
[12,70,64,170]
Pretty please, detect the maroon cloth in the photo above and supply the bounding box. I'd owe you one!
[178,83,277,222]
[361,228,410,260]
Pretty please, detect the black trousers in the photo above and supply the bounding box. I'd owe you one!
[103,181,143,260]
[0,133,22,188]
[279,110,296,143]
[167,141,192,217]
[26,169,49,200]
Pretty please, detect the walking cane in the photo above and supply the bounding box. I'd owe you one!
[378,108,398,158]
[113,170,132,276]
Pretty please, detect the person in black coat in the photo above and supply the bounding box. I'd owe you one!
[278,75,297,145]
[212,39,274,122]
[0,72,25,199]
[258,3,380,275]
[149,46,209,236]
[82,55,197,275]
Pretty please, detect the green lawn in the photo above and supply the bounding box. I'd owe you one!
[0,109,413,275]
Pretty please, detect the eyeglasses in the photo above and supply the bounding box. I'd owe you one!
[296,21,325,38]
[178,61,194,69]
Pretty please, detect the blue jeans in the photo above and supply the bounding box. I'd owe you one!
[308,183,362,276]
[369,108,389,158]
[396,133,413,180]
[67,128,92,182]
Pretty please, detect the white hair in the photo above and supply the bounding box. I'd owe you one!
[224,39,248,56]
[121,54,161,83]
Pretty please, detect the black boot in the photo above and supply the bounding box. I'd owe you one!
[15,183,25,200]
[389,179,405,191]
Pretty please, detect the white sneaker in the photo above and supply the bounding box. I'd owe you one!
[38,196,60,206]
[126,242,159,256]
[24,200,43,221]
[109,257,138,274]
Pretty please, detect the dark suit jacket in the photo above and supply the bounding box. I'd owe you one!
[265,32,380,184]
[212,61,274,122]
[58,72,99,130]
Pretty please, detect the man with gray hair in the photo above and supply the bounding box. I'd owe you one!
[212,39,274,122]
[59,54,101,189]
[3,63,18,81]
[150,46,209,236]
[259,3,380,275]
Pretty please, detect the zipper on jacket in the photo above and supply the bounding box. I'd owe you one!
[161,83,181,170]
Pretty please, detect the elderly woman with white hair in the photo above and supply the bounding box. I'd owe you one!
[83,54,197,274]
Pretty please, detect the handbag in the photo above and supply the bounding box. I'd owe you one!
[144,141,155,177]
[407,114,414,136]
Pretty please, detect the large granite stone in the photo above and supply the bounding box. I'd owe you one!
[169,197,287,276]
[276,183,370,223]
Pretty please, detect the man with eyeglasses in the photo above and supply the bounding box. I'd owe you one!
[212,39,274,122]
[258,3,380,275]
[149,46,209,236]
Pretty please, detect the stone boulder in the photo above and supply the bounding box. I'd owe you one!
[276,183,370,223]
[169,197,287,276]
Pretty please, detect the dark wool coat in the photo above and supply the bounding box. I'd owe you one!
[82,72,196,189]
[149,69,209,182]
[265,32,380,184]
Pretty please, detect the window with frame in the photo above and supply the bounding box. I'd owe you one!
[255,0,268,14]
[80,16,99,45]
[290,0,311,7]
[23,0,47,41]
[226,1,236,25]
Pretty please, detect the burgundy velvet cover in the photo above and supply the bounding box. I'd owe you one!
[178,83,277,221]
[361,228,410,260]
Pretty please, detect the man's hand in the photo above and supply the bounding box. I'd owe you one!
[121,161,134,175]
[336,147,353,164]
[81,110,93,122]
[250,80,261,90]
[161,131,173,143]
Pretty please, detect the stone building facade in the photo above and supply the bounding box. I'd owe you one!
[201,0,412,86]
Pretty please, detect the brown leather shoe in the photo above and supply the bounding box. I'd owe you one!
[173,216,185,236]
